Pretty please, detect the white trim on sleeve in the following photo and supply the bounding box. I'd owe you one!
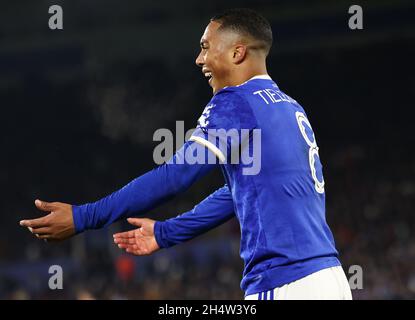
[189,136,226,163]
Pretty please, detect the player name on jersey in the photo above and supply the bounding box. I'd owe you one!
[253,86,297,105]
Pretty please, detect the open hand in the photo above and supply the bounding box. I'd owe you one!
[113,218,159,256]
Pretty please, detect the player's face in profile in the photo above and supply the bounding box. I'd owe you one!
[195,21,234,94]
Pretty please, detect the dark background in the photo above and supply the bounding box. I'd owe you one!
[0,0,414,299]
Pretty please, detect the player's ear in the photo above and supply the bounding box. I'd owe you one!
[232,44,247,64]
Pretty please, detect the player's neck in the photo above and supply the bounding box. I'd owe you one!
[232,62,269,86]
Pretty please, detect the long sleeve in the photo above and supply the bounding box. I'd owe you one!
[153,185,235,248]
[72,141,217,233]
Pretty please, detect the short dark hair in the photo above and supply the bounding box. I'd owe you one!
[211,8,273,54]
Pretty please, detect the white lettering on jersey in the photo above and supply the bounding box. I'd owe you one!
[253,89,297,105]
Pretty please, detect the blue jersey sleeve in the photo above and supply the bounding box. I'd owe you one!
[72,141,217,233]
[189,89,258,162]
[154,185,235,248]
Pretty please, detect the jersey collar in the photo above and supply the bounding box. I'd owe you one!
[233,74,272,88]
[248,74,272,81]
[215,74,273,95]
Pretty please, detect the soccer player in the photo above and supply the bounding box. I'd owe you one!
[20,8,352,300]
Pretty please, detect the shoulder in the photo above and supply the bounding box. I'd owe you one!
[212,86,246,102]
[198,87,256,130]
[207,87,250,115]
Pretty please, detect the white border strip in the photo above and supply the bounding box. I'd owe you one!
[189,136,226,163]
[249,74,271,81]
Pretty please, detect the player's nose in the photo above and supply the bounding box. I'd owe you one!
[195,51,204,67]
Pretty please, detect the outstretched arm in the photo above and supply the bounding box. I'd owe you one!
[20,140,217,241]
[71,140,216,233]
[154,184,234,248]
[113,185,235,255]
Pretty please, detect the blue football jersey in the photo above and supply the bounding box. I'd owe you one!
[190,75,340,295]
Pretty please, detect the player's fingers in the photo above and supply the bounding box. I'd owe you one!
[20,215,50,228]
[35,233,51,240]
[113,230,135,239]
[127,218,145,228]
[117,243,139,251]
[116,243,133,250]
[34,199,58,212]
[129,245,152,256]
[30,227,51,235]
[125,244,142,254]
[114,237,136,245]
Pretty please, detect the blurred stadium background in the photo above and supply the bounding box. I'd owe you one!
[0,0,414,299]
